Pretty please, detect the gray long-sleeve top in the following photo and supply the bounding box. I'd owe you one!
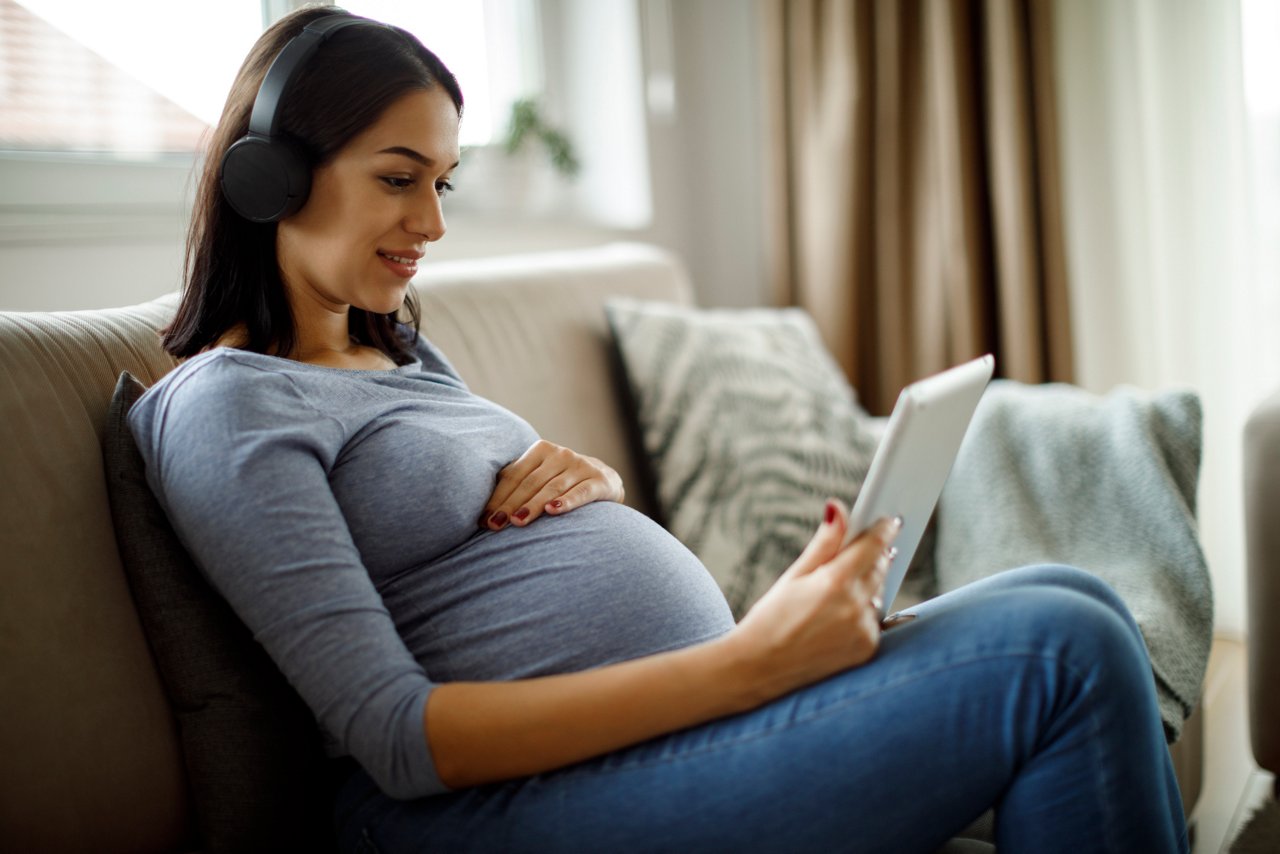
[128,333,736,798]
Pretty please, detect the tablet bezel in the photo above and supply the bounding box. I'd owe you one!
[842,354,995,619]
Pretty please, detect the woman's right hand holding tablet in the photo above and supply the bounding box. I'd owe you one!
[725,501,903,705]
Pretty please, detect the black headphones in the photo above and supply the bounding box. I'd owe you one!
[220,14,386,223]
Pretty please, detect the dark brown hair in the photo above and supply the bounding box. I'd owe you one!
[163,5,463,364]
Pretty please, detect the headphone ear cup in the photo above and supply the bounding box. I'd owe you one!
[220,134,313,223]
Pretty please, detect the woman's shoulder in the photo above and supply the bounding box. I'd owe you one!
[129,348,319,444]
[146,347,292,404]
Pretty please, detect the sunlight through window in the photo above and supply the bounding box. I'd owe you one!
[0,0,538,155]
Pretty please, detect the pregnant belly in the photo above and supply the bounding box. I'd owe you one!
[383,501,736,682]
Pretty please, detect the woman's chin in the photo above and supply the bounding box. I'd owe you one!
[357,292,409,316]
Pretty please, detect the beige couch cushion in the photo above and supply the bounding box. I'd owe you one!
[0,298,189,851]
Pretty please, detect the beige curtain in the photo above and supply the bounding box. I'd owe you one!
[764,0,1072,414]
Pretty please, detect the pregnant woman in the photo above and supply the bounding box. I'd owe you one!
[129,7,1189,852]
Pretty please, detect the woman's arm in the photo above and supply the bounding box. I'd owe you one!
[131,361,446,798]
[429,504,899,788]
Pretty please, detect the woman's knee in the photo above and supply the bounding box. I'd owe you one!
[987,564,1136,628]
[1007,583,1154,684]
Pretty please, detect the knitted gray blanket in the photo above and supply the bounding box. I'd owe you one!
[931,380,1212,743]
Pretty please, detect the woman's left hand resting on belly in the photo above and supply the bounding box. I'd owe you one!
[428,500,899,789]
[478,439,626,531]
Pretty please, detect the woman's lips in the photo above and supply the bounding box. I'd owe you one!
[377,251,418,279]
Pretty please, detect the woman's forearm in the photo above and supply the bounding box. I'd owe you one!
[425,632,762,790]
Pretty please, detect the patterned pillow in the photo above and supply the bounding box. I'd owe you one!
[605,299,885,616]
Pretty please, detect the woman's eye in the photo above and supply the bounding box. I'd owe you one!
[435,180,455,198]
[381,176,414,190]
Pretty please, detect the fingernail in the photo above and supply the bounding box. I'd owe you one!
[892,515,904,531]
[881,613,917,630]
[885,546,899,560]
[491,511,509,529]
[549,499,563,509]
[824,501,837,525]
[514,507,530,521]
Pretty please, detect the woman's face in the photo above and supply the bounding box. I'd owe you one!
[276,87,460,317]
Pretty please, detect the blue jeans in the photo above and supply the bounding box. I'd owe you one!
[332,565,1189,853]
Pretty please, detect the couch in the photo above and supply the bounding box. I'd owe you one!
[1244,392,1280,797]
[0,242,1212,850]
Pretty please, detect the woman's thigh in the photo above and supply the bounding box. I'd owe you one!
[336,565,1184,854]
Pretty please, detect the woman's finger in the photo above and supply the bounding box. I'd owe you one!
[485,462,573,528]
[855,545,895,598]
[482,441,553,517]
[508,470,589,526]
[542,479,599,515]
[481,441,627,529]
[828,515,903,589]
[881,612,917,631]
[480,441,569,527]
[780,498,849,579]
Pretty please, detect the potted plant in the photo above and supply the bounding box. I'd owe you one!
[504,97,580,178]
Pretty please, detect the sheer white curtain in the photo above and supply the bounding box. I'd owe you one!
[1054,0,1280,638]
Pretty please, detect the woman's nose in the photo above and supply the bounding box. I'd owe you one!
[407,193,446,242]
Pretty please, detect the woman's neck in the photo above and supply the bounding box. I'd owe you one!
[209,319,397,371]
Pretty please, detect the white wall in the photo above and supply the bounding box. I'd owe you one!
[0,154,193,310]
[643,0,770,308]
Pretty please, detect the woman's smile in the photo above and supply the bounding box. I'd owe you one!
[377,248,423,279]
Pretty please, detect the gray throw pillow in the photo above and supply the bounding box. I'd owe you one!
[102,372,335,853]
[605,300,888,616]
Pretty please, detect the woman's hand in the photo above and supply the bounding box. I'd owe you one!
[479,439,626,531]
[724,500,902,704]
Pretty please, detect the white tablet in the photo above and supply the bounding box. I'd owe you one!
[843,354,995,619]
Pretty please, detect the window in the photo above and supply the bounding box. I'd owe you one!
[0,0,647,240]
[0,0,539,156]
[341,0,543,148]
[0,0,261,156]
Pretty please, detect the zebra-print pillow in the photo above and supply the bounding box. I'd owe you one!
[605,299,882,616]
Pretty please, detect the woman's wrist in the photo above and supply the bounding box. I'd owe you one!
[703,628,775,714]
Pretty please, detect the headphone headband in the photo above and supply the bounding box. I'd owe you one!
[248,14,380,138]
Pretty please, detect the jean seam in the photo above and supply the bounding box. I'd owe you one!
[593,648,1069,777]
[1058,655,1125,854]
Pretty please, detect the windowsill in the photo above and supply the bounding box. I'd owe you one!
[0,151,197,245]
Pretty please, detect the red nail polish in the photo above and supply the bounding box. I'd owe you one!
[491,511,508,528]
[550,500,563,509]
[514,507,530,521]
[824,502,836,525]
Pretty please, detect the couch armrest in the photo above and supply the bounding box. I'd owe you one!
[1243,388,1280,781]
